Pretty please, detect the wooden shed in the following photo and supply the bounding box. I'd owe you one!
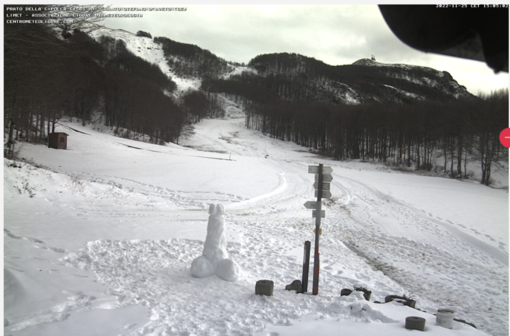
[48,132,68,149]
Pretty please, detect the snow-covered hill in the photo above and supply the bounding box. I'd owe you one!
[87,26,473,104]
[88,27,203,96]
[351,57,469,99]
[4,109,508,335]
[88,26,251,98]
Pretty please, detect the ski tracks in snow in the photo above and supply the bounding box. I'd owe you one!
[4,228,68,254]
[75,172,249,211]
[325,174,508,335]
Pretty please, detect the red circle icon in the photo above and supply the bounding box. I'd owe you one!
[500,128,510,148]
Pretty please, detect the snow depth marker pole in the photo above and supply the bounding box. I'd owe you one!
[305,164,333,296]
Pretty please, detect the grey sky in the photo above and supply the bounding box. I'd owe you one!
[102,4,508,96]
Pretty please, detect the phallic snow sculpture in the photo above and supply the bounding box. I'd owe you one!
[190,204,240,281]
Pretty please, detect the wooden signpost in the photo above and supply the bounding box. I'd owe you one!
[304,163,333,295]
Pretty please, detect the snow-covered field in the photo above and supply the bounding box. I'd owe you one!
[4,110,508,336]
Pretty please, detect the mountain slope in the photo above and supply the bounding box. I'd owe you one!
[88,26,203,95]
[80,26,507,186]
[243,53,473,104]
[87,26,474,105]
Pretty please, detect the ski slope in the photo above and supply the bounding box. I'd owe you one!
[4,111,508,336]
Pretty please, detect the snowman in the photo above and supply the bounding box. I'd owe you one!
[190,204,240,281]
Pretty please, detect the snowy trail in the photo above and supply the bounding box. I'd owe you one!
[322,171,508,331]
[4,113,508,336]
[332,173,508,263]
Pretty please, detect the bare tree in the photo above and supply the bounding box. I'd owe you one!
[474,89,509,185]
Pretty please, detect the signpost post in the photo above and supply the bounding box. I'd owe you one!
[304,163,333,295]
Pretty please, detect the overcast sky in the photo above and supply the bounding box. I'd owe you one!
[100,4,509,97]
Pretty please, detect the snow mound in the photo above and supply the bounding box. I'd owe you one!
[191,204,241,281]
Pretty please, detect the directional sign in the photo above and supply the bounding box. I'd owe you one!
[304,201,319,210]
[315,174,333,183]
[312,210,325,218]
[308,165,333,174]
[307,164,333,296]
[313,182,331,191]
[315,190,332,199]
